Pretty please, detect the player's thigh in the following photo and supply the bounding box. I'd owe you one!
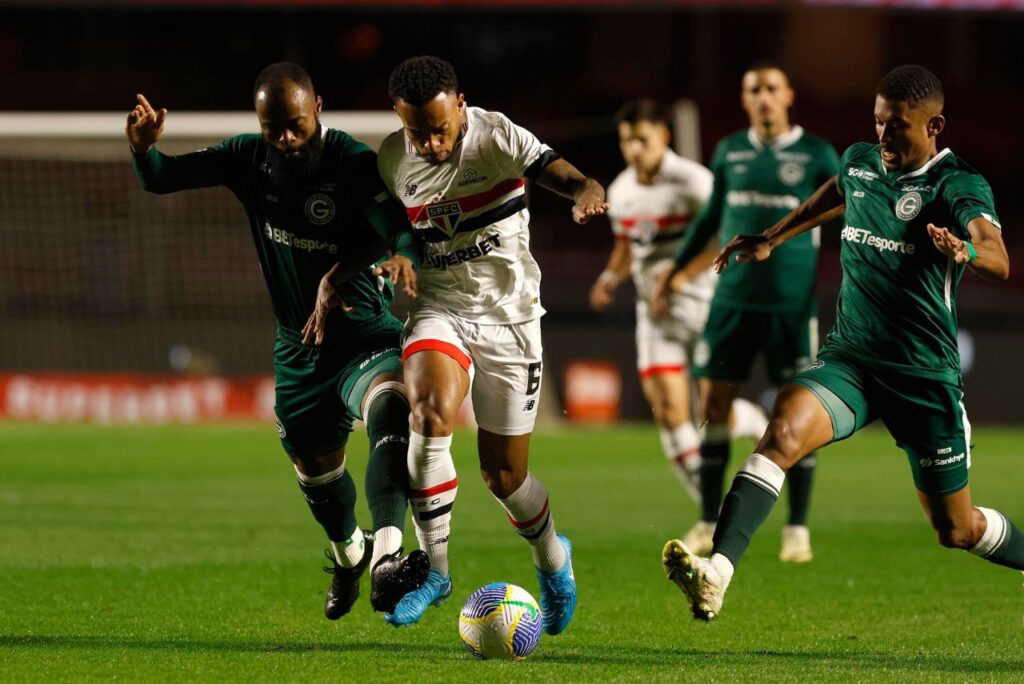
[401,308,472,424]
[273,333,351,461]
[876,374,972,496]
[692,304,759,384]
[786,349,873,445]
[641,372,691,426]
[764,302,819,385]
[469,318,544,437]
[335,328,406,422]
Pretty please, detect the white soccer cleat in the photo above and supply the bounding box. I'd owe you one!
[661,539,728,621]
[681,520,716,557]
[779,524,813,563]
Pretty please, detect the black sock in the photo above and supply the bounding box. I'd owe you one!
[700,428,730,523]
[297,465,358,542]
[786,452,816,526]
[364,387,410,534]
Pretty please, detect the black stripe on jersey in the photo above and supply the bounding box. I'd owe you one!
[524,149,561,179]
[417,502,454,522]
[416,195,527,244]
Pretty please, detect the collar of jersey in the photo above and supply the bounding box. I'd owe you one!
[747,125,804,151]
[893,147,952,181]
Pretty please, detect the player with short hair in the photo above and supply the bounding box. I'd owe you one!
[651,63,840,562]
[591,98,767,504]
[368,55,606,633]
[663,64,1022,621]
[127,62,428,620]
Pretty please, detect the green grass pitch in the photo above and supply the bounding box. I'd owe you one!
[1,422,1022,681]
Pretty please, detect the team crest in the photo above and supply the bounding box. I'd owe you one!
[304,193,335,225]
[895,192,922,221]
[426,200,462,235]
[778,162,805,186]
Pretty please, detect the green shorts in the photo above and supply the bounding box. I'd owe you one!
[273,322,403,458]
[788,348,971,495]
[692,302,817,385]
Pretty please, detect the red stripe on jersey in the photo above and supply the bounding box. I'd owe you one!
[638,364,686,379]
[507,499,549,529]
[405,178,526,223]
[402,339,472,372]
[409,477,459,498]
[618,213,693,231]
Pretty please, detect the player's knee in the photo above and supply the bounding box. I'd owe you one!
[410,399,455,437]
[759,416,802,469]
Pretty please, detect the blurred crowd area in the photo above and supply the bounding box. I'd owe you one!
[1,2,1023,420]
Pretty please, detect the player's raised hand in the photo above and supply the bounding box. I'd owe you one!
[572,192,610,225]
[649,268,675,320]
[301,273,353,346]
[126,94,168,154]
[927,223,971,264]
[714,234,773,273]
[374,255,418,298]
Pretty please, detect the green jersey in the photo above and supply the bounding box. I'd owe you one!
[132,129,420,333]
[675,127,839,311]
[829,142,1001,382]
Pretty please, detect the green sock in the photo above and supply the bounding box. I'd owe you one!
[786,452,816,526]
[712,453,785,568]
[972,508,1024,571]
[699,425,730,523]
[363,386,410,534]
[297,465,358,543]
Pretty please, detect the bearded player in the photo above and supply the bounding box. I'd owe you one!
[591,98,768,505]
[371,55,606,633]
[127,62,429,620]
[663,64,1023,622]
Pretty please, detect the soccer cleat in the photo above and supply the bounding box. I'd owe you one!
[384,567,452,627]
[662,539,727,621]
[681,520,716,557]
[370,548,431,613]
[323,531,373,620]
[779,524,813,563]
[536,533,577,635]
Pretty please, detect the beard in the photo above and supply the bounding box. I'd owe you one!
[265,122,325,190]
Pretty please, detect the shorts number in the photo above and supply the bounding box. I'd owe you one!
[526,362,542,396]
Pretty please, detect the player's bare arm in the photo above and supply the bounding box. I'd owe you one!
[125,94,167,153]
[648,240,719,320]
[535,158,609,224]
[927,217,1009,281]
[714,176,845,273]
[589,239,631,312]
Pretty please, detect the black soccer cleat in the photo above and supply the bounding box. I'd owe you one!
[322,531,374,620]
[370,548,431,614]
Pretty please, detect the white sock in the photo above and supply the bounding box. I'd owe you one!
[660,422,701,501]
[730,398,769,441]
[331,529,366,569]
[499,473,566,572]
[709,552,735,587]
[371,525,403,568]
[970,507,1009,558]
[407,431,458,576]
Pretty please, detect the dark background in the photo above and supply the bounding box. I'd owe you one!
[1,1,1023,420]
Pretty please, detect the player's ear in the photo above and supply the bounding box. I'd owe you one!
[315,95,323,116]
[928,114,945,138]
[456,92,466,110]
[661,124,672,146]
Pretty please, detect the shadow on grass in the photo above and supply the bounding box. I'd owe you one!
[2,636,1020,673]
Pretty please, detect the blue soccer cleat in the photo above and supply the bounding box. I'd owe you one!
[536,533,577,635]
[384,568,452,627]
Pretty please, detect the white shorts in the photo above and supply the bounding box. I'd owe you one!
[402,307,543,436]
[635,295,710,379]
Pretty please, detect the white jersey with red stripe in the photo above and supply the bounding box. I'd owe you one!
[378,105,558,325]
[607,149,716,305]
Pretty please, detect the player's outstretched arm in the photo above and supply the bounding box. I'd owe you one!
[714,176,845,273]
[927,217,1009,281]
[590,239,631,312]
[534,159,609,224]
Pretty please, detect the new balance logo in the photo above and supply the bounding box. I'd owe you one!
[523,400,536,412]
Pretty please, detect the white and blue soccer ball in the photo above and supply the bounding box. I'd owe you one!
[458,582,542,660]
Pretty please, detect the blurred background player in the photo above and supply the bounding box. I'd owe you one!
[665,64,1022,622]
[126,62,428,620]
[651,63,839,562]
[590,98,767,504]
[375,55,607,633]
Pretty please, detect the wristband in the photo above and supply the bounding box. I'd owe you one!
[964,241,978,263]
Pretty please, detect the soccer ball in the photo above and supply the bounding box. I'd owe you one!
[458,583,543,660]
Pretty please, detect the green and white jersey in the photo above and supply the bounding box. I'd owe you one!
[132,129,420,334]
[675,126,840,311]
[829,142,1001,382]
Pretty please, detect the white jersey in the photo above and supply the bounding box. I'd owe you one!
[378,106,557,325]
[607,149,716,306]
